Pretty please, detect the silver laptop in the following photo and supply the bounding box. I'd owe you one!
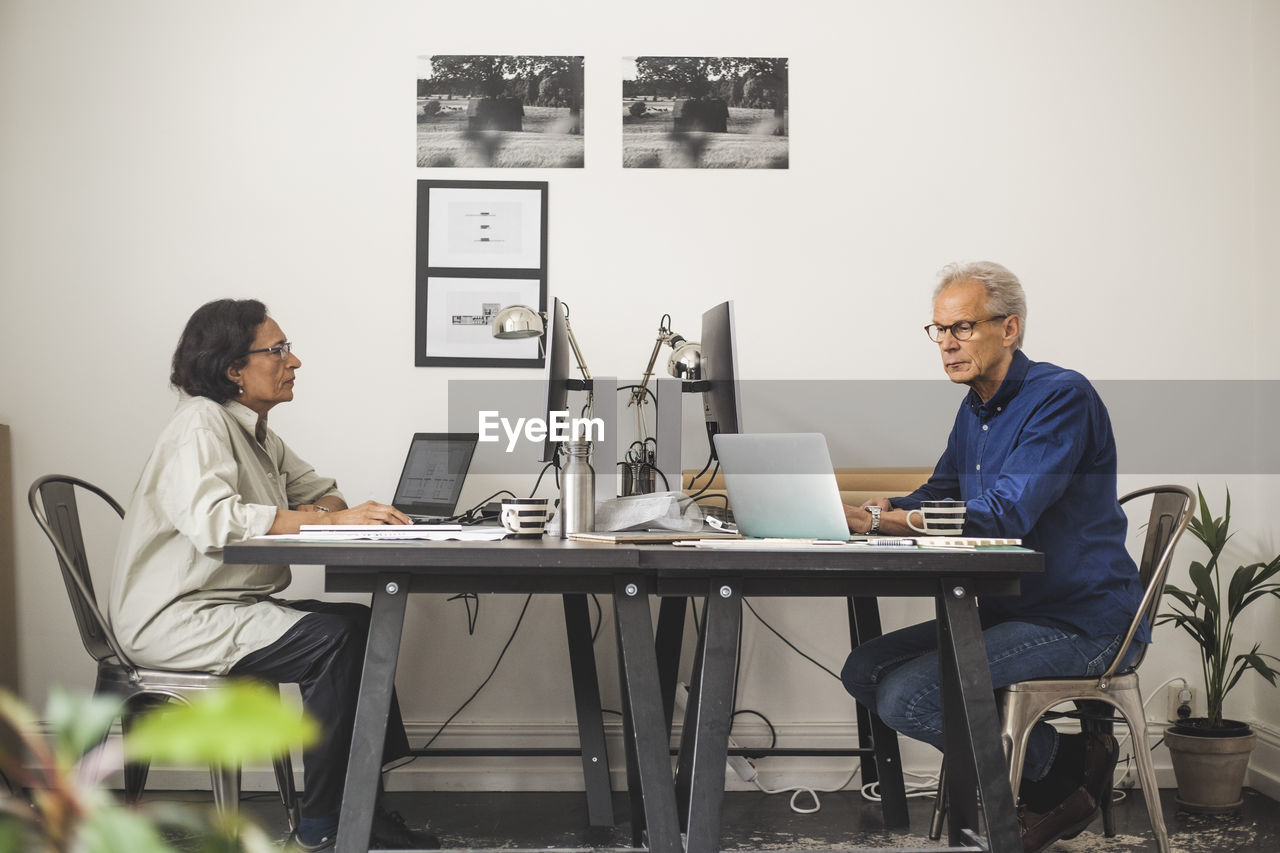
[711,433,851,541]
[391,433,479,523]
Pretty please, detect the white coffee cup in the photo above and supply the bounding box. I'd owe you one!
[501,498,551,538]
[906,500,967,535]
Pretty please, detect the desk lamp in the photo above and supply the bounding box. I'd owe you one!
[493,302,593,408]
[622,315,704,495]
[629,314,701,408]
[493,301,609,528]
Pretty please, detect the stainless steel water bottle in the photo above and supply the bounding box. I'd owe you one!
[560,440,595,536]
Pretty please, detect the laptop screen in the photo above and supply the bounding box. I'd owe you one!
[391,433,479,519]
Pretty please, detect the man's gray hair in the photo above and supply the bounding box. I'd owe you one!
[933,261,1027,350]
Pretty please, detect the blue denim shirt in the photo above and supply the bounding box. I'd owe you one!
[889,350,1146,641]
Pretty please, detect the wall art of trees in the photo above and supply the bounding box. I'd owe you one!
[417,55,585,168]
[622,56,788,169]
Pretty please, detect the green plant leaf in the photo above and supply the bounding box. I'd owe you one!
[44,690,122,766]
[123,681,318,766]
[1223,658,1250,696]
[1161,585,1200,611]
[0,815,32,853]
[1188,562,1219,613]
[1238,587,1280,611]
[1155,608,1212,647]
[0,690,39,752]
[74,804,174,853]
[1190,485,1234,558]
[1253,556,1280,585]
[1226,564,1259,617]
[1202,609,1218,655]
[1244,651,1280,686]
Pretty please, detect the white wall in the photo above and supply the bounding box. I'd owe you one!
[2,0,1278,793]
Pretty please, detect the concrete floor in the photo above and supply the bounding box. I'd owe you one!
[154,784,1279,851]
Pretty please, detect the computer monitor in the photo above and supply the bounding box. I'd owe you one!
[540,297,571,463]
[699,300,743,456]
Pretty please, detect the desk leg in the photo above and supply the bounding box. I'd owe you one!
[936,581,1021,853]
[561,593,615,827]
[336,572,410,853]
[614,577,682,853]
[674,579,740,853]
[655,596,688,730]
[847,596,909,828]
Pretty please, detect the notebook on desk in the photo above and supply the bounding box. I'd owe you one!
[291,524,504,542]
[390,432,479,522]
[566,530,741,544]
[711,432,851,542]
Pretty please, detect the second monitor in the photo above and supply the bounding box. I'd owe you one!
[699,299,744,453]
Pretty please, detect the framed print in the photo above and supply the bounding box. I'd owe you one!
[422,181,546,270]
[417,275,543,366]
[416,179,548,367]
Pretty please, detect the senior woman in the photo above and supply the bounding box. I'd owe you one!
[108,298,437,851]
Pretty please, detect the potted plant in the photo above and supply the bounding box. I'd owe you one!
[1157,486,1280,812]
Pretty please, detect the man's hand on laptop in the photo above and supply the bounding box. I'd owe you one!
[844,498,894,534]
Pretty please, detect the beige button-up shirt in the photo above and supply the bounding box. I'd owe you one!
[108,396,342,674]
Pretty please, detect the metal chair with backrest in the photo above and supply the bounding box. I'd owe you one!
[28,474,300,830]
[929,484,1195,853]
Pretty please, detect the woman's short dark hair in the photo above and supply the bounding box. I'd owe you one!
[170,299,268,403]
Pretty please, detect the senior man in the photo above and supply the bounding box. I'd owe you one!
[841,261,1141,853]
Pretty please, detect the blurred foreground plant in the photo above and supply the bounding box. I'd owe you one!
[0,681,317,852]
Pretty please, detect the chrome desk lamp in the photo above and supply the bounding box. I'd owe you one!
[493,303,591,377]
[630,313,701,408]
[492,301,594,416]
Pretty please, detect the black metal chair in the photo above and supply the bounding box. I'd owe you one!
[28,474,299,829]
[928,484,1195,853]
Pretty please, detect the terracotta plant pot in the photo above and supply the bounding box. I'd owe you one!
[1164,721,1257,813]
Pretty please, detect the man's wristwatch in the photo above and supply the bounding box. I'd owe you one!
[865,505,881,534]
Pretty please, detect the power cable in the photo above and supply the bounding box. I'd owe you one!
[417,594,534,753]
[742,598,843,681]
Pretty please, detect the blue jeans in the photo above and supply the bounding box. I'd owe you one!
[841,619,1140,781]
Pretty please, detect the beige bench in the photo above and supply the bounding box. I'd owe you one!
[683,466,933,509]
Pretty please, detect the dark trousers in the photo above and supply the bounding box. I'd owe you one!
[230,599,411,817]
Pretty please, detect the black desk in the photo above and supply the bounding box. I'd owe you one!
[224,537,1041,853]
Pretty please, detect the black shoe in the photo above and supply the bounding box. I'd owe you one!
[371,806,441,849]
[286,830,336,852]
[1018,786,1098,853]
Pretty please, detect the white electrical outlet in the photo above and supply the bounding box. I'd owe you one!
[1166,682,1196,721]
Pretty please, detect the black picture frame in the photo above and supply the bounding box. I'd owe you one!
[415,179,548,367]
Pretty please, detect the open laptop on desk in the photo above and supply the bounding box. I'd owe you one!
[389,432,479,523]
[706,433,1020,550]
[711,432,851,541]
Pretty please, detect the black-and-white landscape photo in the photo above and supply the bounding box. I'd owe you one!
[417,55,584,168]
[622,56,788,169]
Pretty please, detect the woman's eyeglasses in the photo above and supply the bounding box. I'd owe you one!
[245,342,293,359]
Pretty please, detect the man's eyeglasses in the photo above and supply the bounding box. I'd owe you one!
[923,316,1008,343]
[246,342,293,359]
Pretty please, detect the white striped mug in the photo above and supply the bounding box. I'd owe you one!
[501,498,551,538]
[906,500,967,535]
